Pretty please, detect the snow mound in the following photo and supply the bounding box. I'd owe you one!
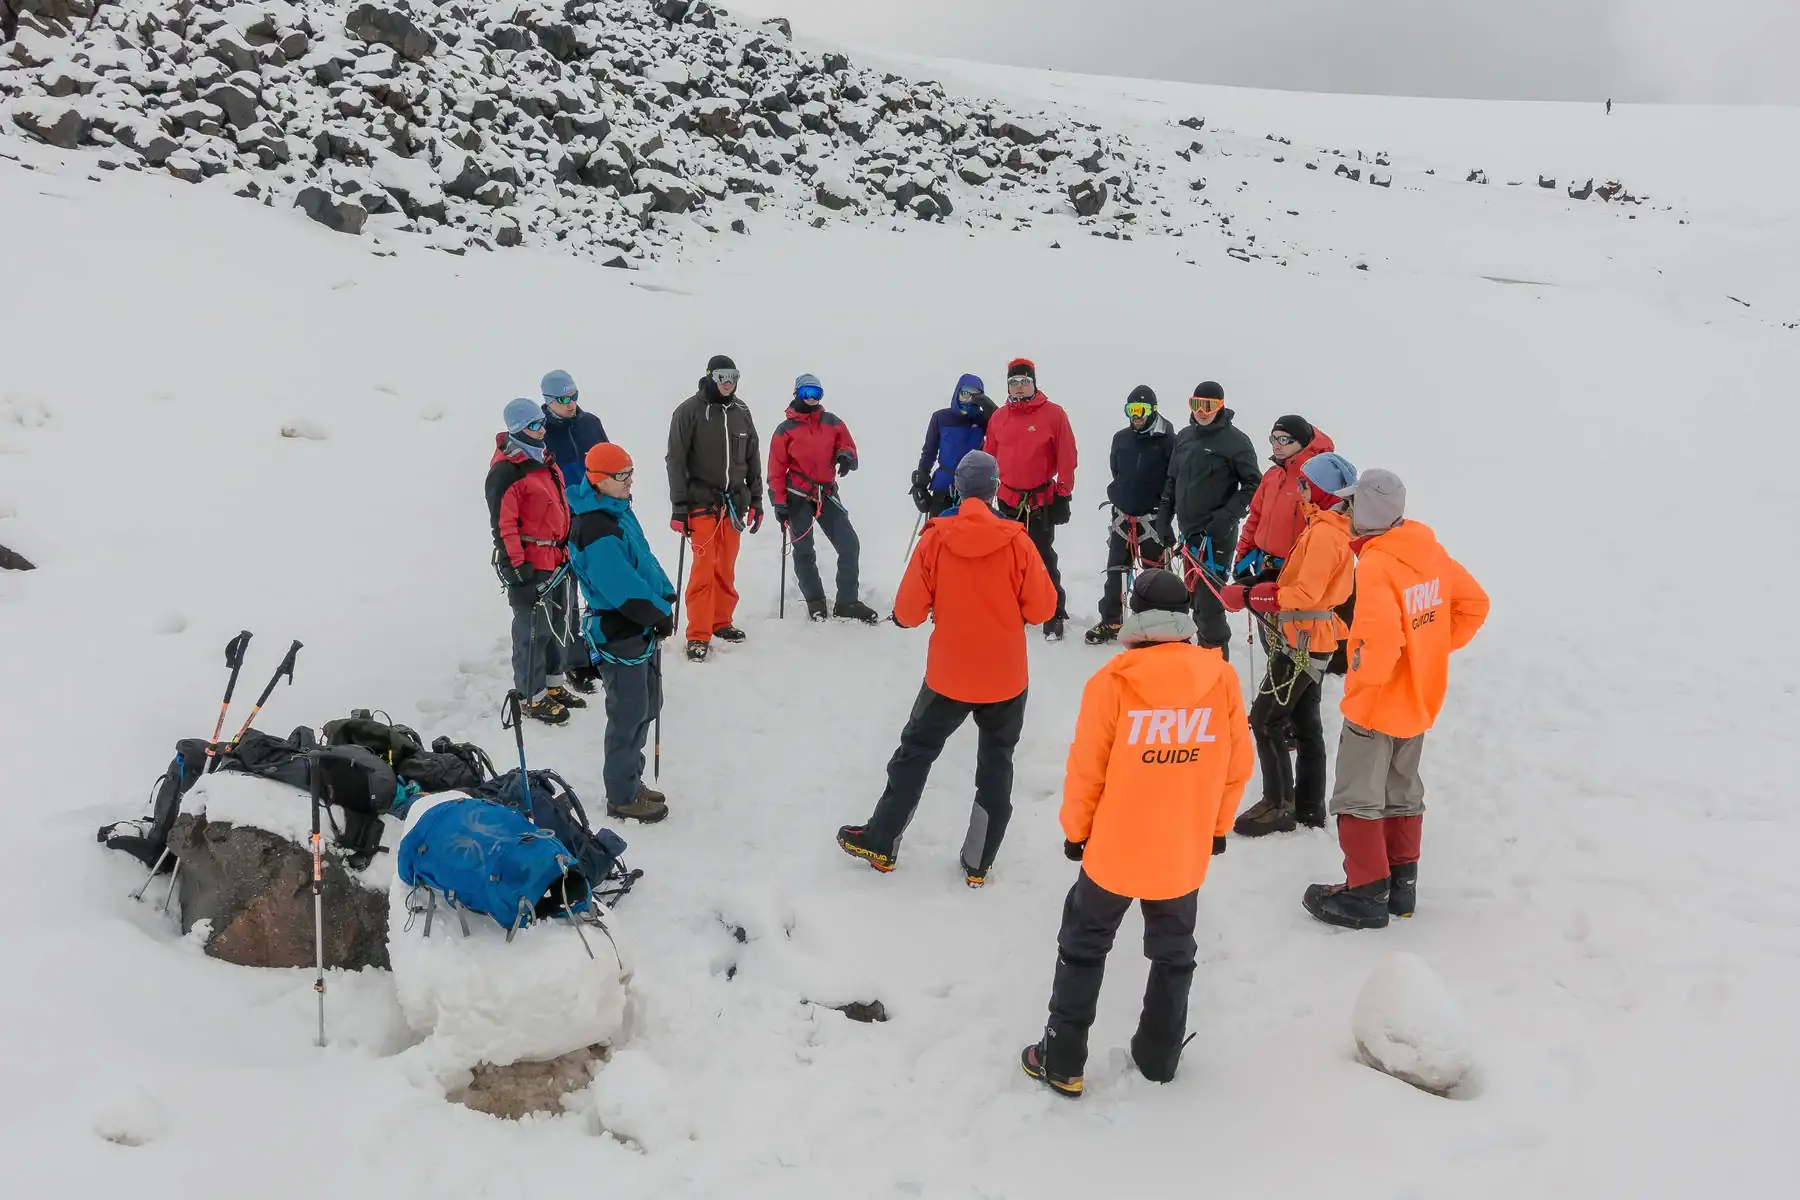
[1351,952,1476,1096]
[386,794,632,1071]
[186,770,402,889]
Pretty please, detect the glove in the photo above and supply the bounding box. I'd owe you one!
[1247,582,1281,614]
[1212,835,1227,857]
[670,510,688,534]
[1049,494,1071,526]
[504,564,539,609]
[1220,583,1250,613]
[909,469,933,514]
[651,613,675,639]
[747,503,765,534]
[973,391,996,416]
[836,451,855,478]
[775,504,791,530]
[1063,839,1085,862]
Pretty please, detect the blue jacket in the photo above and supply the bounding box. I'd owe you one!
[566,482,673,662]
[543,407,609,497]
[918,374,993,493]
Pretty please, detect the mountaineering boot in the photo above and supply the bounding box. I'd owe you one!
[964,862,988,889]
[1083,622,1121,645]
[1130,1031,1198,1085]
[806,599,829,621]
[1387,862,1418,918]
[685,640,709,663]
[713,624,747,643]
[563,667,599,695]
[608,788,668,824]
[836,825,896,873]
[1020,1036,1083,1099]
[543,685,588,709]
[834,599,881,624]
[637,782,667,806]
[1232,793,1296,837]
[1044,617,1067,642]
[1295,795,1328,830]
[1302,879,1391,929]
[520,694,570,726]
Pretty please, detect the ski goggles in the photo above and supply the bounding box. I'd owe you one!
[795,384,824,402]
[1269,432,1299,447]
[1189,394,1223,414]
[596,467,635,483]
[543,390,579,405]
[1006,375,1035,395]
[1124,400,1155,421]
[711,368,740,386]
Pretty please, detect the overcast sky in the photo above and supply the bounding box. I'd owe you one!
[725,0,1799,104]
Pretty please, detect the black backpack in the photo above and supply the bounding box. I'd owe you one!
[472,769,639,906]
[398,736,498,794]
[322,712,424,765]
[96,736,218,870]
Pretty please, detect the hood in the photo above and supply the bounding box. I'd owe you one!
[1273,427,1333,468]
[1118,607,1196,647]
[491,431,531,466]
[950,373,984,407]
[1359,519,1439,572]
[935,500,1023,558]
[1133,413,1175,440]
[1112,640,1229,707]
[784,401,823,424]
[1190,406,1238,434]
[566,479,630,516]
[1306,505,1353,537]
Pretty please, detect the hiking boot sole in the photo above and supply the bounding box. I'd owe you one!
[1020,1045,1083,1098]
[608,805,668,824]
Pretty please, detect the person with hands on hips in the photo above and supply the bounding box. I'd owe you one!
[983,357,1078,641]
[1158,381,1261,657]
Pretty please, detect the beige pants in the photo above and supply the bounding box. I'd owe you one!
[1328,721,1426,819]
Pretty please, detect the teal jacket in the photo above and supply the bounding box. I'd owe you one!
[567,481,674,663]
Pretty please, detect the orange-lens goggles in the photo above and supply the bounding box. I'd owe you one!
[1190,394,1223,413]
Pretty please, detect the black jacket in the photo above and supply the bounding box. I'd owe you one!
[1106,414,1175,518]
[1159,407,1261,545]
[665,379,762,518]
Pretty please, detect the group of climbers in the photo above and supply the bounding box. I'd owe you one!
[482,355,1490,1103]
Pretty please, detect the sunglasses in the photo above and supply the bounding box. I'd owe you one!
[544,391,579,405]
[520,418,546,433]
[1190,395,1223,413]
[957,388,981,402]
[1124,401,1155,420]
[795,384,823,402]
[1269,433,1298,446]
[712,369,740,386]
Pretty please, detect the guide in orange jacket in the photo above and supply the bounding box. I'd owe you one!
[1021,569,1253,1100]
[1302,468,1490,930]
[836,452,1058,886]
[983,357,1077,640]
[1220,452,1358,837]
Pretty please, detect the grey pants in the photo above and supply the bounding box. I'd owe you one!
[1328,720,1427,819]
[788,495,861,605]
[598,656,663,806]
[510,571,576,699]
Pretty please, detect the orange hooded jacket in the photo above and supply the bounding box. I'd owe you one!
[1342,520,1490,739]
[1273,505,1355,653]
[894,501,1059,704]
[1061,642,1254,900]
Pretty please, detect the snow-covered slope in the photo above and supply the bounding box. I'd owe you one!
[3,40,1799,1200]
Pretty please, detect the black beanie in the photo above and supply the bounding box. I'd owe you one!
[706,354,737,374]
[1192,380,1225,401]
[1126,385,1157,409]
[1007,357,1036,381]
[1129,568,1191,615]
[1272,414,1315,446]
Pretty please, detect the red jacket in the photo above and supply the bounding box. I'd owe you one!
[983,392,1077,510]
[485,434,570,571]
[1236,428,1333,561]
[767,405,858,507]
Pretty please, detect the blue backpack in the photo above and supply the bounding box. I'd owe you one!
[472,769,637,906]
[397,797,591,933]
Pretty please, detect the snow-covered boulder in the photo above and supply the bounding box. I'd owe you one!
[386,794,632,1071]
[1352,952,1476,1096]
[9,96,85,148]
[169,774,393,971]
[344,2,437,63]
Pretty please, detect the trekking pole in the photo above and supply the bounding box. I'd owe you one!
[503,689,530,808]
[213,639,303,768]
[779,529,788,619]
[309,757,327,1048]
[902,510,925,567]
[130,630,253,902]
[651,644,663,781]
